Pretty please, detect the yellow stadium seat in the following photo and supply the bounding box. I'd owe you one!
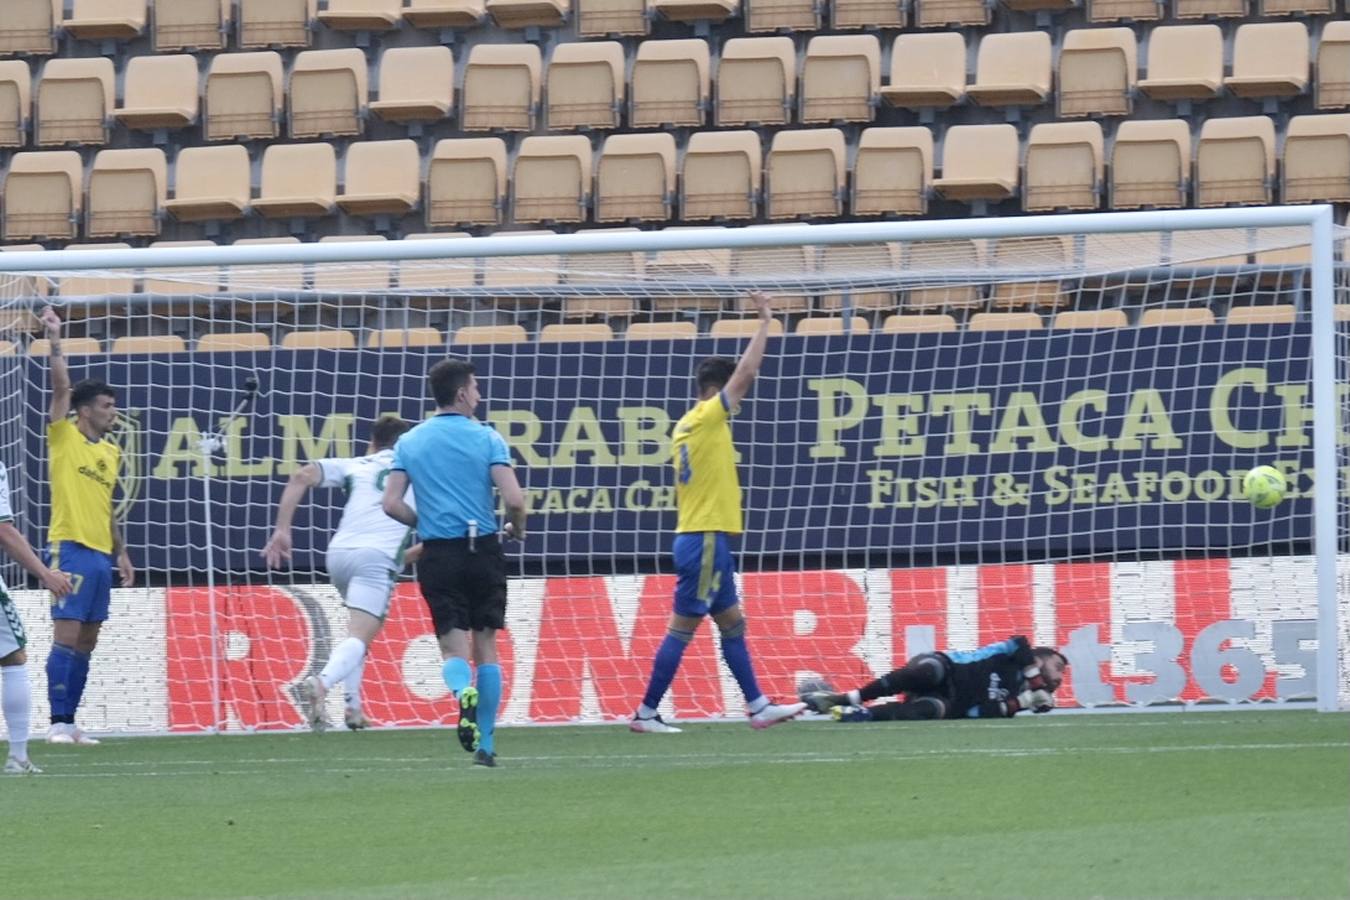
[281,330,358,350]
[111,336,188,355]
[367,328,444,349]
[196,333,271,353]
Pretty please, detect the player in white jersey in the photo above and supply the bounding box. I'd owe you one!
[0,460,74,773]
[262,416,418,732]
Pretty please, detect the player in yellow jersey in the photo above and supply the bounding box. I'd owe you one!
[631,292,806,733]
[40,307,135,746]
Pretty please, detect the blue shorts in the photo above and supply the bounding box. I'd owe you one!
[46,541,113,623]
[672,532,738,618]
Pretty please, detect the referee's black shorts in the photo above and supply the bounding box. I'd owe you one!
[416,536,508,635]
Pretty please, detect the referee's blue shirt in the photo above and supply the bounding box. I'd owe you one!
[391,413,513,539]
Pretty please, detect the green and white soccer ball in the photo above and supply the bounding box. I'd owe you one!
[1243,465,1287,509]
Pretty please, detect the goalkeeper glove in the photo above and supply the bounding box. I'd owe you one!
[1022,664,1048,692]
[1012,689,1055,714]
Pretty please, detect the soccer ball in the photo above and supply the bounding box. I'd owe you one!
[1243,465,1287,509]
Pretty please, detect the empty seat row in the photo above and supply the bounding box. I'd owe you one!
[0,0,583,56]
[5,110,1347,241]
[0,304,1317,363]
[5,23,1346,151]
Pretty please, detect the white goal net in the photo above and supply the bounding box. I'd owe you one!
[0,210,1345,734]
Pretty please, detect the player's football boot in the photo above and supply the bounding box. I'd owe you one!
[831,705,874,723]
[629,714,682,734]
[344,708,370,731]
[4,756,41,775]
[456,686,480,752]
[472,749,497,768]
[300,676,328,733]
[750,701,807,729]
[46,724,74,744]
[801,691,848,714]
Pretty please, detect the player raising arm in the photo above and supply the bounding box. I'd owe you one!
[630,291,806,733]
[263,415,418,732]
[802,636,1067,722]
[41,306,134,746]
[0,459,73,774]
[382,359,527,768]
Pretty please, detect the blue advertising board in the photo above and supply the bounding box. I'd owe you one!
[18,325,1317,580]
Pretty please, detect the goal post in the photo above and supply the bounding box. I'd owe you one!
[0,204,1344,733]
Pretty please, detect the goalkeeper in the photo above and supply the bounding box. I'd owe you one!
[801,637,1067,721]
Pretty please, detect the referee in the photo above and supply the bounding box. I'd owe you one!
[383,358,525,768]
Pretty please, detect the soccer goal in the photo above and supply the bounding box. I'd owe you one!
[0,205,1345,734]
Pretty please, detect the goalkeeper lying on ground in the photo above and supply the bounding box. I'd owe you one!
[801,636,1067,721]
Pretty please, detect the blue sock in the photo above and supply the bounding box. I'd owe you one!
[442,656,472,699]
[69,650,92,718]
[46,643,77,721]
[719,622,765,706]
[640,631,692,711]
[476,664,502,754]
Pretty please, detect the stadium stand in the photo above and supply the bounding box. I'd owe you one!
[852,127,932,217]
[115,55,200,132]
[35,58,114,146]
[337,140,421,217]
[427,138,509,227]
[87,149,168,239]
[546,41,626,130]
[0,0,60,56]
[681,130,762,220]
[64,0,147,42]
[369,47,455,125]
[0,0,1339,349]
[1058,28,1136,118]
[0,61,31,148]
[164,146,251,224]
[461,43,541,131]
[204,51,285,142]
[238,0,315,48]
[288,48,368,138]
[3,151,82,241]
[152,0,231,52]
[716,37,796,127]
[629,39,709,128]
[594,133,677,223]
[880,33,965,111]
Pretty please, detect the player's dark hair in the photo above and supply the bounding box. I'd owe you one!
[1034,647,1068,668]
[70,379,116,412]
[695,357,736,395]
[370,415,411,450]
[428,358,475,407]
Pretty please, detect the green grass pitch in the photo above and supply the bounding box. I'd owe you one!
[5,711,1346,899]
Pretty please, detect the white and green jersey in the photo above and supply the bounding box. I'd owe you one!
[0,461,25,656]
[316,449,415,560]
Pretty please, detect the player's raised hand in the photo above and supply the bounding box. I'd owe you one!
[40,305,62,338]
[40,566,73,599]
[261,529,293,569]
[747,291,773,322]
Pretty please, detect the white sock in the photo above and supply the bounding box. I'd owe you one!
[318,637,367,693]
[747,695,770,715]
[847,689,862,706]
[636,704,658,719]
[343,652,366,712]
[3,664,31,762]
